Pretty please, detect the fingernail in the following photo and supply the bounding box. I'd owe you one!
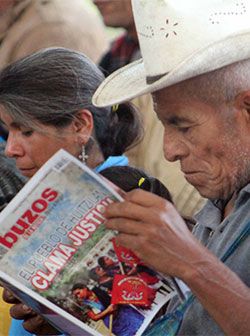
[7,292,15,300]
[22,305,32,313]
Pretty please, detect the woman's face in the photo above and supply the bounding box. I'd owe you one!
[103,256,114,266]
[0,111,81,178]
[73,288,89,300]
[95,266,106,277]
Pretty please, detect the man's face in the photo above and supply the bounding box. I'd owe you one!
[93,0,134,29]
[153,83,250,200]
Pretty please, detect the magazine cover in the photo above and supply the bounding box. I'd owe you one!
[0,150,176,336]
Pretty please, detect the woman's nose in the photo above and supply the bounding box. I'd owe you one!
[4,133,24,158]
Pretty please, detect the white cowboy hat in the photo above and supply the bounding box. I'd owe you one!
[93,0,250,107]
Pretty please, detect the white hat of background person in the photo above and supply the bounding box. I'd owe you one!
[93,0,250,107]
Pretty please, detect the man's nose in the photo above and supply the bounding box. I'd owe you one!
[163,131,187,162]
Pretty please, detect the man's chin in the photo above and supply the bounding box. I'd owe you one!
[191,185,219,200]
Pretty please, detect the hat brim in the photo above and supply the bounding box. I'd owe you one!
[93,30,250,107]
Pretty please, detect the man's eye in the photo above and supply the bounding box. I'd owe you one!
[178,126,190,133]
[22,130,33,137]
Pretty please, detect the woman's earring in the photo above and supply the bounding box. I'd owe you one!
[78,145,88,164]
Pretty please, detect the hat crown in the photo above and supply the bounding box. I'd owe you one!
[133,0,250,81]
[93,0,250,107]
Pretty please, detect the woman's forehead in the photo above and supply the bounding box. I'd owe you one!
[0,110,15,126]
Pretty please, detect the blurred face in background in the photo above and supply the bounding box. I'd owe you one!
[0,0,15,16]
[93,0,134,30]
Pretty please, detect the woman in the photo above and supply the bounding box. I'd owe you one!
[72,283,144,336]
[0,47,143,335]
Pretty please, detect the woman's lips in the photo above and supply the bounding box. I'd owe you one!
[18,167,36,177]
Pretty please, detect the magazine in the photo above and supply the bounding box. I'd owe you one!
[0,150,176,336]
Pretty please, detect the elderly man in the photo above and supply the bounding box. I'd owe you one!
[94,0,204,218]
[3,1,250,335]
[93,0,250,335]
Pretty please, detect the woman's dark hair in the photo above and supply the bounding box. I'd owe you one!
[71,283,86,292]
[100,166,196,230]
[89,267,100,282]
[98,256,108,270]
[71,283,111,307]
[100,166,173,203]
[0,48,143,159]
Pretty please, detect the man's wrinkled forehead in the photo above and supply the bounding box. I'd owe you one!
[152,84,188,114]
[152,88,188,125]
[152,70,220,113]
[151,81,220,125]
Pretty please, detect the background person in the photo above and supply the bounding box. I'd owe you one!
[0,47,142,336]
[94,0,139,76]
[0,0,108,69]
[0,0,109,143]
[93,0,250,334]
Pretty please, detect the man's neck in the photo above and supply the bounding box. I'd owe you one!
[222,192,237,219]
[126,24,138,42]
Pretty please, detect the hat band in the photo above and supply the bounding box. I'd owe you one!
[146,72,168,84]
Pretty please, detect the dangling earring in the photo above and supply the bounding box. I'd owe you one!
[78,145,88,164]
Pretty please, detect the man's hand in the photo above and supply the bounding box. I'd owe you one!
[105,189,205,280]
[2,288,60,335]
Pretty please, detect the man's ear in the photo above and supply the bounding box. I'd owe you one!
[73,109,94,145]
[235,90,250,109]
[234,90,250,120]
[243,92,250,111]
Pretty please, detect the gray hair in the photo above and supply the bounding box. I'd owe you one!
[175,58,250,107]
[0,48,143,159]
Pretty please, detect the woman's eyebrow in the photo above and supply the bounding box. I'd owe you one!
[11,121,23,128]
[1,120,22,129]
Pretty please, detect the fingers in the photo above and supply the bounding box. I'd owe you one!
[105,189,173,220]
[106,217,144,235]
[2,288,20,304]
[22,314,45,333]
[10,303,36,319]
[114,232,161,268]
[9,304,60,335]
[22,315,60,335]
[105,201,149,222]
[124,189,170,208]
[104,190,176,237]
